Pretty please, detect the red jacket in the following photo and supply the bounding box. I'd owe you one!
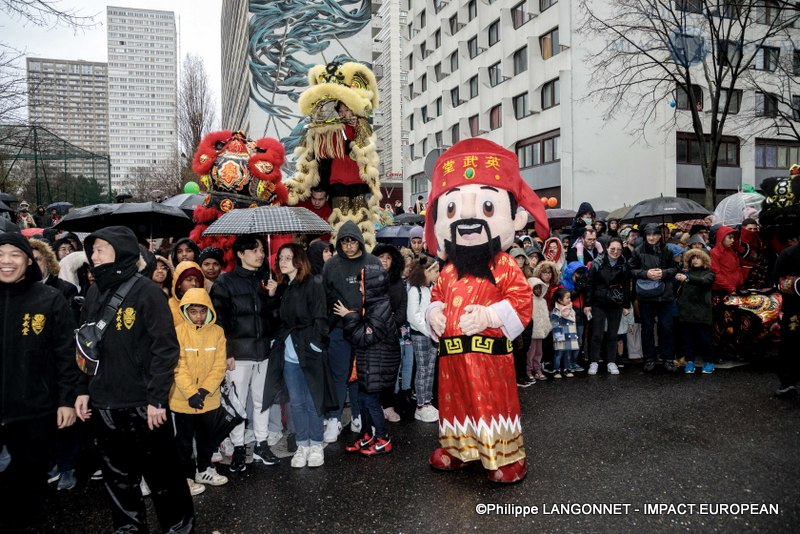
[710,226,744,293]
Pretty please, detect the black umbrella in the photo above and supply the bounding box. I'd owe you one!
[0,218,20,233]
[161,193,205,217]
[393,212,425,225]
[620,196,712,225]
[0,200,13,213]
[47,201,73,213]
[112,202,194,238]
[541,208,576,229]
[0,192,17,203]
[53,204,119,232]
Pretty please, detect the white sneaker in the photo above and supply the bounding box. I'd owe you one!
[291,446,309,468]
[415,405,439,423]
[350,415,362,433]
[187,478,206,496]
[267,431,283,447]
[140,478,151,497]
[588,362,599,375]
[607,362,620,375]
[195,467,228,486]
[323,418,341,443]
[307,444,324,467]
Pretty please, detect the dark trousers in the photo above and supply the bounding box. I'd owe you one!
[682,322,712,363]
[326,327,360,421]
[778,312,800,388]
[359,389,387,439]
[96,407,194,534]
[638,300,675,362]
[513,320,534,380]
[0,415,54,532]
[589,306,623,364]
[174,410,219,479]
[52,423,81,472]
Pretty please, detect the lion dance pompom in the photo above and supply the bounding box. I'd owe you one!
[189,130,290,271]
[284,61,382,250]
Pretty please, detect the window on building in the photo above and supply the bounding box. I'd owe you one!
[451,123,460,144]
[794,50,800,75]
[542,78,560,109]
[468,0,477,21]
[541,28,560,60]
[408,81,415,99]
[420,8,426,28]
[468,36,479,58]
[451,86,462,107]
[488,20,500,47]
[409,112,414,131]
[421,106,429,123]
[755,139,800,168]
[516,130,560,167]
[490,104,502,130]
[755,1,781,24]
[420,41,428,58]
[421,73,427,92]
[676,84,703,110]
[719,40,742,67]
[488,62,502,86]
[719,88,742,114]
[513,46,528,75]
[469,114,479,136]
[434,29,441,48]
[410,144,416,160]
[469,75,479,98]
[449,14,460,35]
[408,53,414,70]
[754,46,780,71]
[450,51,459,72]
[435,131,443,147]
[755,91,779,117]
[676,133,739,166]
[434,0,446,13]
[512,1,529,29]
[435,96,442,116]
[513,92,530,119]
[422,138,428,156]
[434,62,443,81]
[540,0,558,11]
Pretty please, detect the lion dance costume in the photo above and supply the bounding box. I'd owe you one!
[424,138,549,483]
[188,130,289,270]
[285,61,382,250]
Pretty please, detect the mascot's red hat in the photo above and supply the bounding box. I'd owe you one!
[424,138,549,255]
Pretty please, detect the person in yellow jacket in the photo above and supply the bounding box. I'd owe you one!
[169,287,229,495]
[169,260,205,326]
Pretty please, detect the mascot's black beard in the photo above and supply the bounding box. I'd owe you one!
[444,218,501,283]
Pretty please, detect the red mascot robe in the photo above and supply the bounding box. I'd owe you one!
[431,252,531,470]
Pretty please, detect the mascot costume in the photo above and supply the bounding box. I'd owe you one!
[189,130,289,270]
[285,61,382,250]
[424,138,549,483]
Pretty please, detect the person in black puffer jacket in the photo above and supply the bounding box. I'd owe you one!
[585,237,631,375]
[210,234,281,471]
[74,226,194,534]
[0,233,78,533]
[629,223,678,372]
[335,264,400,456]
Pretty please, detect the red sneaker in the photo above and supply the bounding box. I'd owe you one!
[345,433,373,453]
[360,436,392,456]
[486,459,527,483]
[429,448,466,471]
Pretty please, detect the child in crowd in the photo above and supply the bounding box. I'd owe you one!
[169,288,229,496]
[550,288,580,379]
[560,261,590,372]
[335,265,400,456]
[675,249,716,374]
[406,257,440,423]
[527,277,552,381]
[169,261,204,326]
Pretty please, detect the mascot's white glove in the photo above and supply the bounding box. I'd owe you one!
[459,305,502,336]
[428,305,447,339]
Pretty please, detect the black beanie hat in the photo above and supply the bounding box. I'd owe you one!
[198,247,224,264]
[0,232,41,282]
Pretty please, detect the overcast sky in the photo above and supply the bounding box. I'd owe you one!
[1,0,223,119]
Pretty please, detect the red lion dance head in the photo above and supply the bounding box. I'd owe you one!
[189,130,288,271]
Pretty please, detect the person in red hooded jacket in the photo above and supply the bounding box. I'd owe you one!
[710,226,744,294]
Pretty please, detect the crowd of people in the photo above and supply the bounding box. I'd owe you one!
[1,192,799,532]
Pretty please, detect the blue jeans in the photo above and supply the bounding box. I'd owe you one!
[359,389,387,439]
[283,361,324,446]
[554,349,577,372]
[395,343,414,392]
[325,327,360,421]
[638,300,675,362]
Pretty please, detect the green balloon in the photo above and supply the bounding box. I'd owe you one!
[742,183,755,193]
[184,181,200,194]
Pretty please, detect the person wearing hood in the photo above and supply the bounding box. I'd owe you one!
[170,237,201,268]
[543,236,566,274]
[210,234,281,472]
[570,201,596,242]
[169,261,205,326]
[73,226,194,534]
[559,261,591,372]
[675,249,716,374]
[33,206,48,227]
[0,233,79,532]
[525,243,543,269]
[629,223,679,372]
[606,218,620,238]
[408,224,432,261]
[198,247,224,290]
[170,288,229,494]
[321,220,382,442]
[527,277,552,381]
[54,233,82,261]
[710,226,744,294]
[307,239,333,277]
[29,238,78,306]
[686,233,708,250]
[585,237,631,376]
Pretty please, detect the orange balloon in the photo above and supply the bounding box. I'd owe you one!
[540,196,548,205]
[547,197,558,208]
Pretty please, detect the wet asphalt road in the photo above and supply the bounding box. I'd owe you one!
[46,359,800,533]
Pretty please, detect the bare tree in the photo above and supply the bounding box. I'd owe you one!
[580,0,799,208]
[1,0,98,28]
[179,53,216,184]
[126,154,183,202]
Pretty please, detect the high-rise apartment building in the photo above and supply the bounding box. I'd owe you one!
[106,6,178,194]
[26,58,110,181]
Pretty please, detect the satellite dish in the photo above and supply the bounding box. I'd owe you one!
[423,148,447,182]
